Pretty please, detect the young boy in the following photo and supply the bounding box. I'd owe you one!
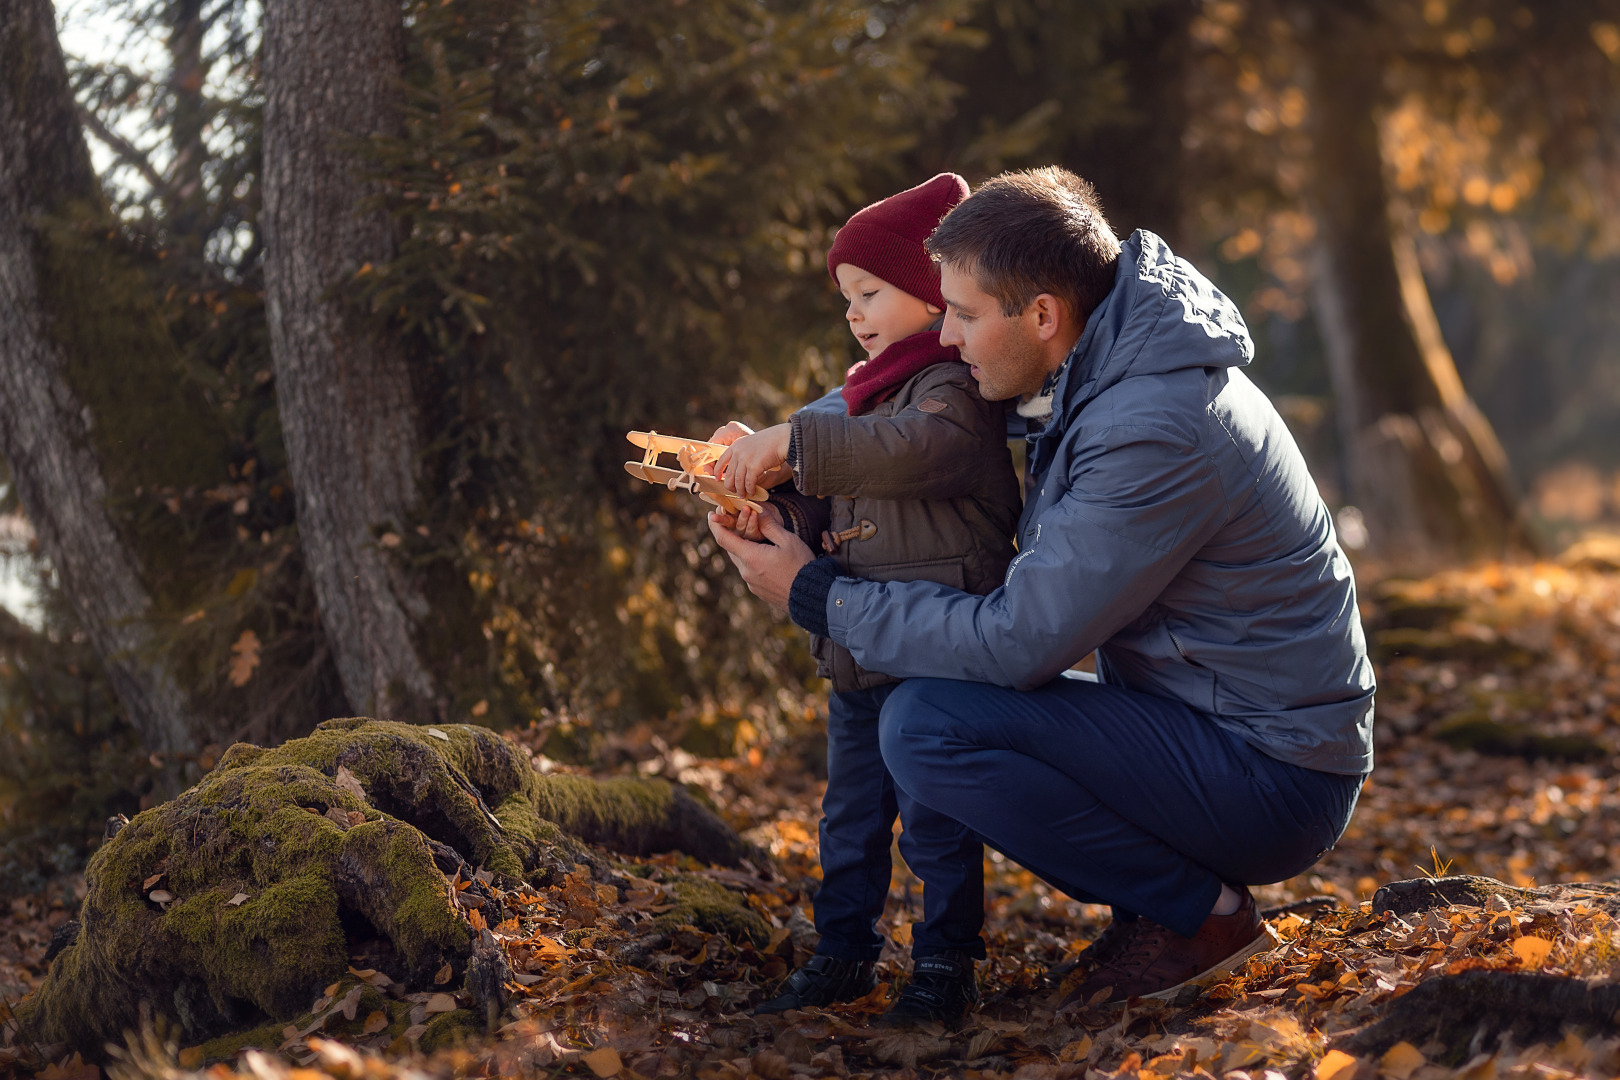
[709,174,1021,1028]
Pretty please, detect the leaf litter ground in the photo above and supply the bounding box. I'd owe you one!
[6,554,1620,1079]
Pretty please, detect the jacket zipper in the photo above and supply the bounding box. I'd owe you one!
[1168,628,1206,668]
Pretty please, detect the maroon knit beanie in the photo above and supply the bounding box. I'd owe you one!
[825,172,969,311]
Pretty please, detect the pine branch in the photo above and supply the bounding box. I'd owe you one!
[75,104,180,206]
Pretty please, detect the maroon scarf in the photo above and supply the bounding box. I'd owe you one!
[840,331,958,416]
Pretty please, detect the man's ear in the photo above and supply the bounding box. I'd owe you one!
[1030,293,1067,342]
[925,302,943,316]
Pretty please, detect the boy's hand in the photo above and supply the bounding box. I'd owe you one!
[716,423,791,495]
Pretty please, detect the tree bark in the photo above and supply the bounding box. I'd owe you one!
[1075,0,1196,248]
[0,0,197,752]
[261,0,434,717]
[165,0,209,246]
[1303,7,1536,563]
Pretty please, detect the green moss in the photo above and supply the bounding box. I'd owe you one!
[1371,627,1534,665]
[18,722,479,1049]
[1378,596,1468,631]
[18,719,754,1055]
[190,1019,286,1062]
[340,820,468,970]
[656,879,770,945]
[530,772,752,867]
[419,1009,480,1053]
[533,773,672,835]
[1431,712,1606,762]
[186,981,413,1064]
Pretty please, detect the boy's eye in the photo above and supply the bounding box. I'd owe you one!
[861,290,877,300]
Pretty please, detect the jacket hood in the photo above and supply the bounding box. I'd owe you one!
[1052,230,1254,424]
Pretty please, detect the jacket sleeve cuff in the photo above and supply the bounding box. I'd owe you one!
[788,556,842,638]
[788,412,811,494]
[768,487,831,546]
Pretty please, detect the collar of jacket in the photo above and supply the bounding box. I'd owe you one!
[840,326,956,416]
[1026,229,1256,478]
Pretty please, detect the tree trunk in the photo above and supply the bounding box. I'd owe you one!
[261,0,434,717]
[1303,8,1536,563]
[1076,0,1196,248]
[165,0,209,246]
[0,0,198,752]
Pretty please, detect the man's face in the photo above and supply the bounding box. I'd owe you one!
[937,262,1053,402]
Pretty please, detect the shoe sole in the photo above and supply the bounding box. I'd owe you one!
[1141,923,1280,1002]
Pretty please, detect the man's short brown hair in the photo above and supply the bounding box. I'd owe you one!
[925,167,1121,321]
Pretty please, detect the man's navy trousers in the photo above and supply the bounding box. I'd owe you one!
[876,675,1366,938]
[814,683,987,962]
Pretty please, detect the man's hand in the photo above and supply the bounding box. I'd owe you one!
[716,423,792,495]
[707,507,814,613]
[708,420,754,446]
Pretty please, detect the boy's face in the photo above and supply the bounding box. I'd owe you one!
[834,264,941,358]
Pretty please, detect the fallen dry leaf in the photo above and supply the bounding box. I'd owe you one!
[1380,1041,1426,1080]
[337,984,363,1021]
[581,1047,622,1077]
[426,727,450,741]
[334,765,367,803]
[363,1010,388,1035]
[1315,1049,1360,1080]
[38,1053,100,1080]
[1513,934,1555,967]
[324,807,353,828]
[423,993,456,1014]
[228,629,261,687]
[225,892,249,906]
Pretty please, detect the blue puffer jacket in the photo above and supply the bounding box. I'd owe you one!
[824,230,1375,775]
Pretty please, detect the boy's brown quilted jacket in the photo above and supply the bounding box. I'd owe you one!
[781,359,1021,692]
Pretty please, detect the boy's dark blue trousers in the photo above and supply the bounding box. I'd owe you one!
[876,676,1365,939]
[813,683,987,962]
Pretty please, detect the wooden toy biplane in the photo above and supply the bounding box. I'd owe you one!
[624,431,769,515]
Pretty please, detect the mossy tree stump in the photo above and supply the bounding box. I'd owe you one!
[18,719,762,1051]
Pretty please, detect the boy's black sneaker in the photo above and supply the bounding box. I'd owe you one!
[754,954,876,1014]
[877,951,979,1029]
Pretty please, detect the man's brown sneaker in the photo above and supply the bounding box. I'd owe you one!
[1058,888,1276,1008]
[1044,917,1138,988]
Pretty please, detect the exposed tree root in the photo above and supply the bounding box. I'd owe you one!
[1339,971,1620,1061]
[1373,875,1620,919]
[1343,876,1620,1061]
[15,719,763,1053]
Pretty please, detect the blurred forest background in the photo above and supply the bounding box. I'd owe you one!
[4,0,1620,896]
